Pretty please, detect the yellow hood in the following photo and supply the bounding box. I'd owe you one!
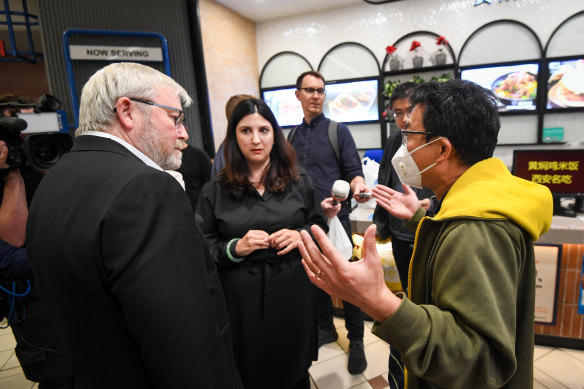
[435,158,553,240]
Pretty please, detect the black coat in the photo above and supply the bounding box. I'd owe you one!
[176,144,212,212]
[26,135,243,389]
[197,172,326,388]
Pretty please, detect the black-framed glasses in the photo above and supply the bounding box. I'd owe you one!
[299,87,326,96]
[400,130,441,146]
[114,97,185,128]
[392,110,409,120]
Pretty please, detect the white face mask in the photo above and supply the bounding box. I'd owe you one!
[391,137,443,188]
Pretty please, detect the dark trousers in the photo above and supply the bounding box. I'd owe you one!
[390,236,414,292]
[388,346,404,389]
[314,287,364,340]
[387,237,413,389]
[10,294,66,388]
[314,213,364,340]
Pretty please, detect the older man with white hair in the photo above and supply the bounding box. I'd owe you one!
[26,62,243,388]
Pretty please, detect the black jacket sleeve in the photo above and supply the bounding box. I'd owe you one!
[0,239,32,281]
[297,171,329,235]
[196,179,234,268]
[373,134,400,240]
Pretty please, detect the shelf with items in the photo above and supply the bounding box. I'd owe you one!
[381,69,454,94]
[382,31,456,73]
[380,70,454,124]
[382,64,456,77]
[380,31,457,130]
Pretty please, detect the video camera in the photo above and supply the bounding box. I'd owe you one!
[0,95,72,172]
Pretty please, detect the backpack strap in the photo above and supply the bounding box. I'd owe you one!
[290,120,341,167]
[328,120,341,167]
[289,126,298,143]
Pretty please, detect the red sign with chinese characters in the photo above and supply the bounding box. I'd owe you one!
[513,150,584,195]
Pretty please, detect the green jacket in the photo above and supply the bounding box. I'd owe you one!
[372,158,553,389]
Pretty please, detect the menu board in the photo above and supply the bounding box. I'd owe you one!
[263,79,379,126]
[460,63,539,112]
[547,59,584,109]
[512,149,584,195]
[262,88,303,127]
[323,79,379,123]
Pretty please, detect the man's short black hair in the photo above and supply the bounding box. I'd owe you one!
[389,82,417,108]
[296,71,325,90]
[410,80,500,167]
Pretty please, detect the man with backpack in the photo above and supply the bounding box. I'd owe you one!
[288,70,370,374]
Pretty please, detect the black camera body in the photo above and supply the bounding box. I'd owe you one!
[0,95,73,172]
[0,117,27,167]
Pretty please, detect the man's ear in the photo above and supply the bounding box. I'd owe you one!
[435,137,453,163]
[114,97,134,130]
[295,89,301,101]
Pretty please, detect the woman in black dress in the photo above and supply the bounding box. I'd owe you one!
[197,98,327,389]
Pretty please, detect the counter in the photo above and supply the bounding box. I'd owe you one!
[534,215,584,349]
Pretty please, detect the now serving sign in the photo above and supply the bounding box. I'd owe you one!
[69,45,163,62]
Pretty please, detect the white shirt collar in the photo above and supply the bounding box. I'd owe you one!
[80,131,162,171]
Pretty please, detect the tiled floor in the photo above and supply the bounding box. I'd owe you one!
[1,317,583,388]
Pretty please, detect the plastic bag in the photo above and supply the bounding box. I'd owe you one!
[327,216,353,261]
[360,157,379,209]
[362,156,379,186]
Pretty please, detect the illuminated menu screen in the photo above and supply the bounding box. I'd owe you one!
[547,59,584,109]
[460,63,539,112]
[322,79,379,123]
[262,88,304,127]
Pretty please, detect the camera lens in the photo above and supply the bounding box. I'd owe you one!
[27,135,67,170]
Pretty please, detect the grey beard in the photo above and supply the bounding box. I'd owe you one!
[158,148,182,170]
[137,124,183,170]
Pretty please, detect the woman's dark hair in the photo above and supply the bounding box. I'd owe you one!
[220,98,299,198]
[410,80,500,166]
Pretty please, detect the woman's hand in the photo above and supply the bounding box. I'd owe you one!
[235,230,270,256]
[320,197,341,219]
[269,229,302,255]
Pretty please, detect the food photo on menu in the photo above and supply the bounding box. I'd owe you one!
[547,59,584,109]
[323,79,379,123]
[460,63,539,112]
[262,87,304,127]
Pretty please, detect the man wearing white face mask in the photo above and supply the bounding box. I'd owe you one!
[373,83,433,389]
[374,82,433,292]
[299,80,554,389]
[391,133,443,188]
